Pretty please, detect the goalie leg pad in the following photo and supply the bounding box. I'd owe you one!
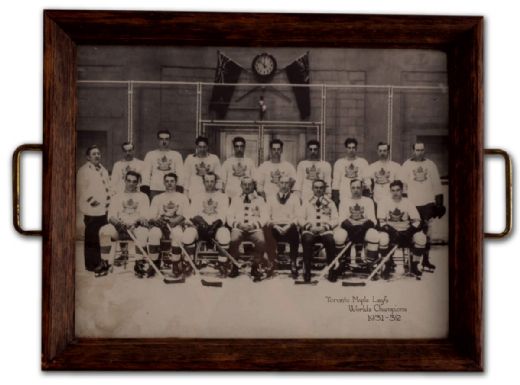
[333,227,348,247]
[215,227,231,248]
[181,226,198,247]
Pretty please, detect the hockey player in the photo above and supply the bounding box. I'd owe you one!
[111,142,145,195]
[98,171,150,275]
[333,178,377,266]
[183,172,231,277]
[255,139,296,199]
[77,145,112,275]
[148,172,190,278]
[183,136,222,199]
[265,175,302,279]
[227,176,269,282]
[400,142,445,272]
[332,138,369,207]
[365,142,401,204]
[299,179,339,283]
[377,180,424,279]
[221,136,256,199]
[295,140,332,202]
[142,130,184,199]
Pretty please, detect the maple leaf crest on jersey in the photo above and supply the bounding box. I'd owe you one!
[349,203,365,220]
[374,167,391,184]
[202,197,218,215]
[413,166,428,182]
[122,198,139,214]
[389,208,409,222]
[344,163,359,178]
[162,201,179,217]
[305,164,319,181]
[270,169,282,184]
[157,155,172,171]
[232,162,247,177]
[195,161,211,176]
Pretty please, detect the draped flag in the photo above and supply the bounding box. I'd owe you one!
[285,52,311,120]
[209,51,243,119]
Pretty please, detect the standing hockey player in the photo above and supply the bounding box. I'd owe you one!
[295,140,332,202]
[184,172,231,277]
[365,142,401,204]
[142,130,184,199]
[77,145,112,275]
[183,136,222,199]
[98,171,150,275]
[333,178,377,266]
[221,136,256,199]
[400,142,445,272]
[111,142,145,195]
[265,176,302,279]
[377,180,424,279]
[299,179,339,283]
[148,172,190,278]
[332,138,369,207]
[227,176,269,282]
[255,139,296,199]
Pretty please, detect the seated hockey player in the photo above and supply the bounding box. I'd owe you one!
[265,175,302,279]
[148,172,190,278]
[227,176,269,282]
[299,179,339,283]
[183,172,231,277]
[98,171,150,276]
[333,178,377,267]
[376,180,425,279]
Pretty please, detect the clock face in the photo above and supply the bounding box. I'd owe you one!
[252,53,277,80]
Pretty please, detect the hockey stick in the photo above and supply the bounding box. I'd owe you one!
[126,228,185,284]
[295,241,352,285]
[165,221,223,287]
[211,240,257,281]
[342,244,398,287]
[178,242,223,287]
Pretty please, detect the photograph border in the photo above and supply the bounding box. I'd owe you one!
[42,10,483,371]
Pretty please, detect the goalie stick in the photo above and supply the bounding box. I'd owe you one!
[178,243,223,287]
[295,241,352,285]
[342,244,399,287]
[165,222,223,287]
[126,228,185,284]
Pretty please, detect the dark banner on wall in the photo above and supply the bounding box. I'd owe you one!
[285,52,311,120]
[209,51,243,119]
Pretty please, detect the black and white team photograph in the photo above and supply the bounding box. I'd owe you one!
[75,46,449,339]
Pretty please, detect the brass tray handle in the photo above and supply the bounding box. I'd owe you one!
[12,144,43,236]
[484,148,513,239]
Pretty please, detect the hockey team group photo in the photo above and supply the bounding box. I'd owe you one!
[74,46,449,339]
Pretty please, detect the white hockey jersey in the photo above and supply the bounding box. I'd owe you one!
[377,197,420,231]
[255,160,296,198]
[400,158,442,206]
[108,191,150,227]
[188,190,229,224]
[295,160,332,201]
[366,160,401,203]
[110,158,145,194]
[338,196,376,225]
[332,156,369,198]
[149,191,190,221]
[142,149,184,191]
[183,153,222,198]
[221,156,256,199]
